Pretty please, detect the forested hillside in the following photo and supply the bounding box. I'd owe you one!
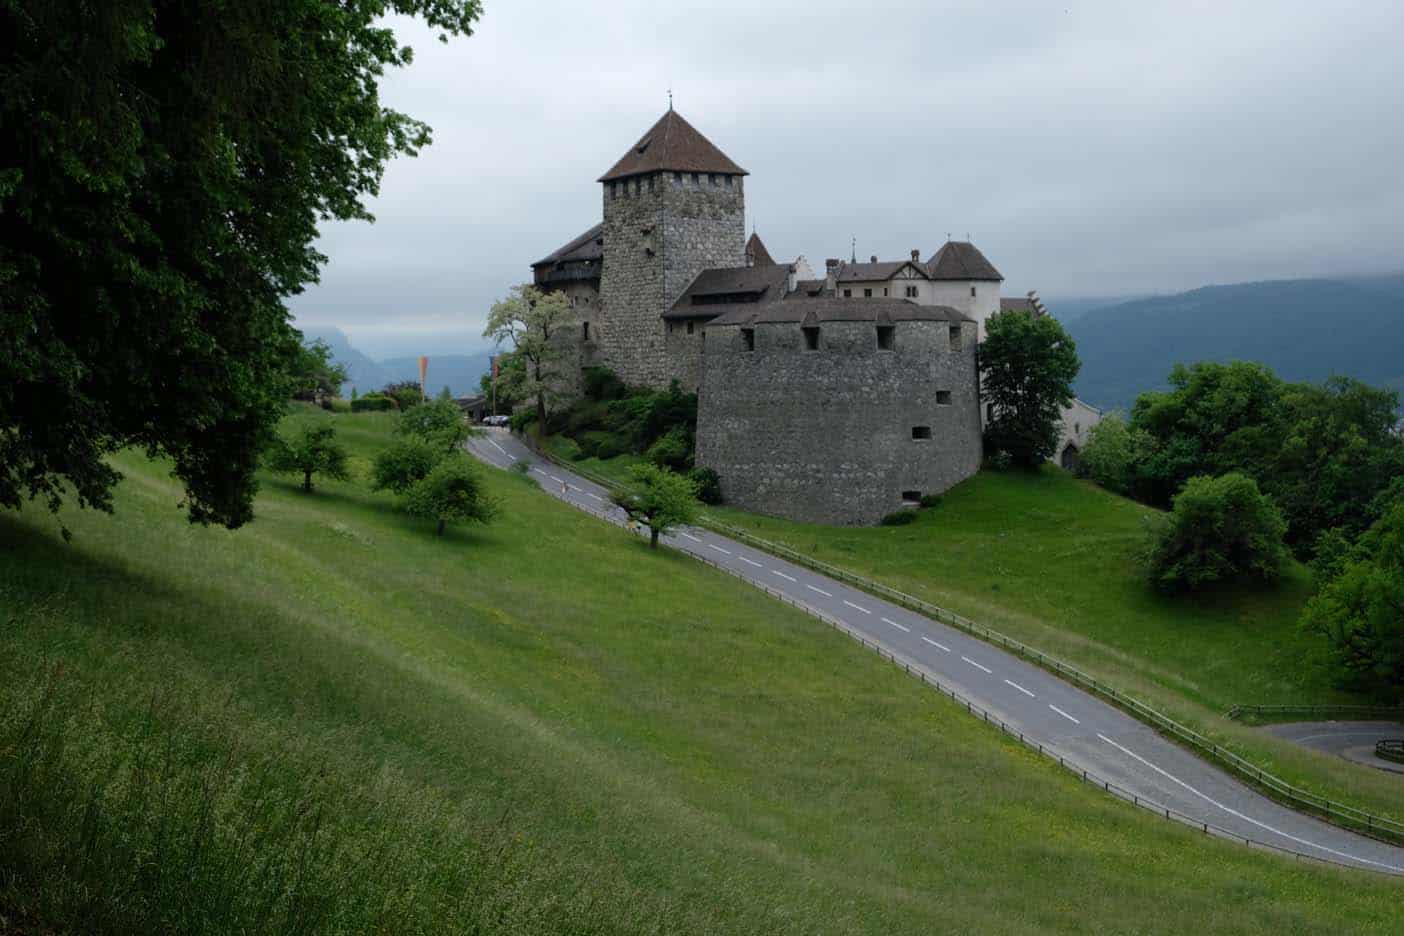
[1065,277,1404,410]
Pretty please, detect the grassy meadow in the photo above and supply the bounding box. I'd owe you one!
[2,408,1402,933]
[706,466,1404,820]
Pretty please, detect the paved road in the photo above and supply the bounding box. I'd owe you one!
[468,429,1404,875]
[1267,722,1404,776]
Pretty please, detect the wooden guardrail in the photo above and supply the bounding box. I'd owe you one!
[1227,704,1404,722]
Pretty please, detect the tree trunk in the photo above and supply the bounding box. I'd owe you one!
[436,517,446,537]
[303,470,313,493]
[650,527,659,549]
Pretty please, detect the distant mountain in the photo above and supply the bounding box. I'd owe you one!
[1063,277,1404,412]
[297,326,493,398]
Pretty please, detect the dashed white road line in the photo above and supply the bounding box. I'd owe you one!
[921,636,951,652]
[1096,733,1404,873]
[807,585,833,597]
[1049,704,1081,725]
[679,532,703,542]
[961,656,993,674]
[739,556,764,568]
[1004,679,1036,698]
[532,468,548,476]
[882,617,911,633]
[585,492,604,501]
[550,476,564,484]
[843,599,871,615]
[772,570,798,583]
[708,544,731,555]
[488,439,508,455]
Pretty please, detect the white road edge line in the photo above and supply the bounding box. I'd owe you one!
[708,544,731,555]
[961,656,993,674]
[532,468,548,475]
[1004,679,1036,698]
[807,585,833,597]
[550,476,564,484]
[772,570,798,583]
[488,440,508,455]
[739,556,764,568]
[882,617,911,633]
[1096,733,1404,873]
[586,492,604,501]
[843,599,871,615]
[1049,705,1080,725]
[680,532,703,542]
[921,636,951,652]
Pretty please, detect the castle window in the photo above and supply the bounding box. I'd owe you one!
[911,427,932,441]
[647,175,656,193]
[949,325,963,352]
[803,326,820,351]
[741,328,755,351]
[863,288,872,298]
[843,288,852,298]
[936,391,953,405]
[883,287,889,297]
[633,178,641,195]
[582,321,590,341]
[691,172,700,187]
[686,320,694,335]
[876,325,895,351]
[970,285,977,298]
[906,285,919,298]
[725,174,733,188]
[673,172,682,188]
[709,173,719,186]
[901,490,922,503]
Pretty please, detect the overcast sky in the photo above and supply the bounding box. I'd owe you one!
[289,0,1404,358]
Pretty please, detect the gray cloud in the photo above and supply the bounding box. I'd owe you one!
[290,0,1404,358]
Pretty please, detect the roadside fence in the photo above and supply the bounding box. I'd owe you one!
[1226,704,1404,723]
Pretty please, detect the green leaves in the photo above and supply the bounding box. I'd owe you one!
[1143,472,1288,594]
[610,463,699,548]
[402,454,497,536]
[0,0,481,530]
[265,423,351,492]
[979,310,1081,467]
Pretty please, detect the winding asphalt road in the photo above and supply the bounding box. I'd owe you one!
[468,428,1404,876]
[1267,722,1404,776]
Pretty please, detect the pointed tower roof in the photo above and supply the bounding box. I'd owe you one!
[745,232,775,267]
[598,110,748,182]
[926,241,1004,281]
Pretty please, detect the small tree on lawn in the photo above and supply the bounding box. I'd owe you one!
[482,284,574,429]
[370,437,439,495]
[611,463,699,548]
[1143,472,1288,593]
[289,338,349,403]
[404,454,498,536]
[980,310,1081,467]
[397,397,473,454]
[266,424,350,493]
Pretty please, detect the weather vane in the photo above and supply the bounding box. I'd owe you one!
[667,88,673,111]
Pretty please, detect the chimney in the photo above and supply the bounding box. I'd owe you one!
[786,263,798,294]
[911,249,920,262]
[870,255,878,264]
[825,258,840,293]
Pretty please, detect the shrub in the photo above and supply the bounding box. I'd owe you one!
[688,467,722,505]
[1079,412,1142,494]
[1143,472,1288,593]
[264,424,350,493]
[880,509,919,526]
[508,409,536,433]
[398,397,470,453]
[371,438,439,495]
[383,381,424,411]
[581,430,628,461]
[646,425,692,471]
[918,493,943,509]
[509,459,531,476]
[403,454,498,536]
[351,393,396,412]
[582,366,628,402]
[555,437,584,461]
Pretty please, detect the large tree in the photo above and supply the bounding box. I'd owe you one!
[0,0,480,533]
[611,463,699,549]
[482,285,574,429]
[979,311,1081,467]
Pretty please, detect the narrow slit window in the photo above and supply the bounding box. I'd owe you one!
[901,490,922,504]
[949,325,963,352]
[582,321,590,341]
[876,325,895,351]
[970,285,977,298]
[686,320,695,335]
[803,326,820,351]
[883,287,889,297]
[741,328,755,352]
[936,391,953,405]
[911,426,932,440]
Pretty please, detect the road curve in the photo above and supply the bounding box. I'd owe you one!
[467,429,1404,875]
[1266,722,1404,776]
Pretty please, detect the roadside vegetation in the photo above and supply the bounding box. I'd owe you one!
[6,409,1402,933]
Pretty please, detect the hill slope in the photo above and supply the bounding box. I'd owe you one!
[1066,277,1404,410]
[2,412,1401,933]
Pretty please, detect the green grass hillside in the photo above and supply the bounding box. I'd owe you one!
[3,410,1401,933]
[708,467,1404,820]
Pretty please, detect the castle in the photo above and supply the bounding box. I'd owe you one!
[530,109,1100,524]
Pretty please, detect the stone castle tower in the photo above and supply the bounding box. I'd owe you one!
[596,110,747,387]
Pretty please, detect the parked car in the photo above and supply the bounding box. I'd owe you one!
[481,414,510,426]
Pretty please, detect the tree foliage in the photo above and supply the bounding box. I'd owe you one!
[403,454,497,536]
[1143,472,1288,593]
[265,424,350,493]
[1302,501,1404,699]
[482,284,574,428]
[611,463,699,548]
[1123,364,1404,555]
[1076,412,1147,495]
[289,339,349,402]
[979,311,1081,467]
[479,351,528,414]
[370,437,439,495]
[382,381,424,411]
[396,397,471,454]
[0,0,480,533]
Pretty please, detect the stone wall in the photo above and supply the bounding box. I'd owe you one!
[598,171,743,389]
[696,317,982,525]
[663,318,706,392]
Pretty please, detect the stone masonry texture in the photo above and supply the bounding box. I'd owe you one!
[696,319,982,525]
